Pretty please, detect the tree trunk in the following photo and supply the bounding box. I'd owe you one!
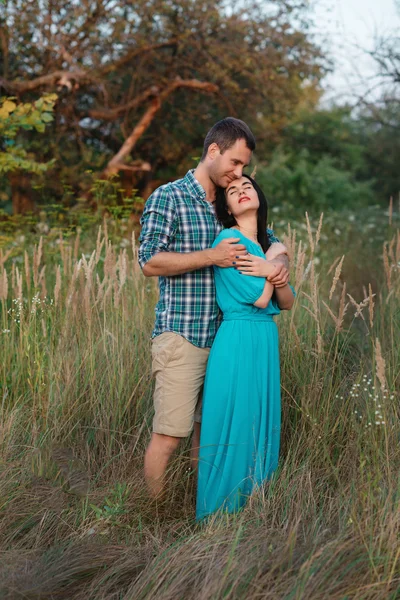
[9,172,35,214]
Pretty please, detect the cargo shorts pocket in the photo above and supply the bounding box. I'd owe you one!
[151,332,184,373]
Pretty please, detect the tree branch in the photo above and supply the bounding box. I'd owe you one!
[103,79,218,177]
[0,69,96,93]
[103,98,161,177]
[98,39,179,75]
[86,86,160,120]
[0,40,180,94]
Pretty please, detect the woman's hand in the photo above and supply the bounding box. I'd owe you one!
[235,254,280,278]
[235,253,290,287]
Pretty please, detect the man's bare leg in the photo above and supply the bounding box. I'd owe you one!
[190,421,201,472]
[144,433,181,498]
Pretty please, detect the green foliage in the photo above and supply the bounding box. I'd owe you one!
[257,149,375,210]
[0,94,57,175]
[280,106,367,174]
[0,95,57,137]
[278,103,400,203]
[1,2,398,213]
[2,0,325,206]
[254,104,400,210]
[358,100,400,202]
[90,483,129,525]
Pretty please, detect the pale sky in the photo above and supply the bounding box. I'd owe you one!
[310,0,400,104]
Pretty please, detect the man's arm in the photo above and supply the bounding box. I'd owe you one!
[267,253,289,286]
[138,188,248,277]
[269,253,289,269]
[142,251,212,277]
[143,239,251,277]
[265,229,289,285]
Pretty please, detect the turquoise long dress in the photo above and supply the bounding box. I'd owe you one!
[196,228,289,521]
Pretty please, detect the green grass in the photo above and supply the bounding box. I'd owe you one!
[0,208,399,599]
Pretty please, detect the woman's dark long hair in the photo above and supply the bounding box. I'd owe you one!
[215,174,271,252]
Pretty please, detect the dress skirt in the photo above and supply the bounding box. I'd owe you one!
[196,314,281,520]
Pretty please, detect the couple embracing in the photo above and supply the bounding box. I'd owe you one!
[138,118,295,520]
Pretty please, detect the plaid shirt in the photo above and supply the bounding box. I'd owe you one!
[138,170,279,348]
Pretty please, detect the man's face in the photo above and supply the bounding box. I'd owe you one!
[208,138,252,188]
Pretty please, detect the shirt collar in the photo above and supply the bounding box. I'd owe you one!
[184,169,207,201]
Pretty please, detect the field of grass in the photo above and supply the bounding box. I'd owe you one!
[0,206,399,599]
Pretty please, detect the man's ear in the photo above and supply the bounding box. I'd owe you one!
[208,143,220,159]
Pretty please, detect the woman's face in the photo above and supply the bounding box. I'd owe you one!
[225,176,259,218]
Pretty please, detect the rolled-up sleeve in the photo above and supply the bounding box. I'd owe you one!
[267,227,280,244]
[138,186,176,269]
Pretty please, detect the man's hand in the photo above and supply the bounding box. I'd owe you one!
[211,238,248,268]
[267,260,289,287]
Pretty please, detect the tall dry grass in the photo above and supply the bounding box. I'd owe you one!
[0,213,399,599]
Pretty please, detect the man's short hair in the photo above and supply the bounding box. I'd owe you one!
[201,117,256,160]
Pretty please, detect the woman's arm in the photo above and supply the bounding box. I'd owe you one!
[274,283,295,310]
[253,280,275,309]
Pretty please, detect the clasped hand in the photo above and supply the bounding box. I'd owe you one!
[212,239,289,287]
[234,243,289,287]
[235,256,288,287]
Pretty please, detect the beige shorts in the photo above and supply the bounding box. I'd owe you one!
[151,332,210,437]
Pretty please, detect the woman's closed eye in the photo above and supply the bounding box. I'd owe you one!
[228,184,253,197]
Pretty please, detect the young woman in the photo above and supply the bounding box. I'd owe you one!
[196,174,295,520]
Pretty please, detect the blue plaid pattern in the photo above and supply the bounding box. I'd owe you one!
[138,170,279,348]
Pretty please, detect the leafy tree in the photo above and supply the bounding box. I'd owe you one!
[354,2,400,201]
[256,104,400,209]
[358,100,400,202]
[279,106,367,175]
[0,0,325,210]
[256,149,375,211]
[0,94,56,174]
[0,94,57,213]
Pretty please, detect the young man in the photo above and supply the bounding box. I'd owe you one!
[138,117,289,497]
